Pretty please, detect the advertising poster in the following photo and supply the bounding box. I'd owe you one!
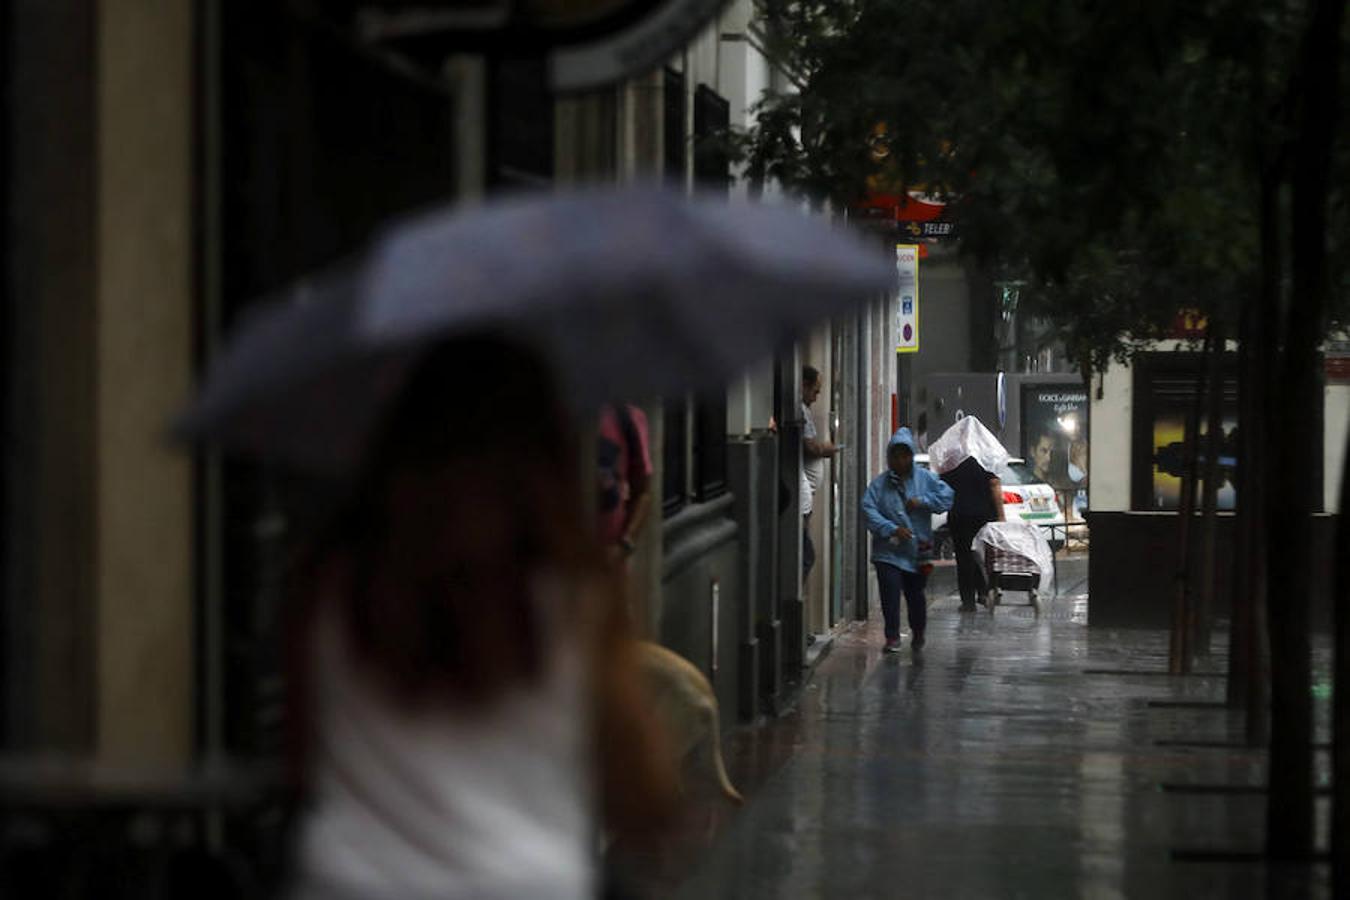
[1021,386,1090,513]
[895,244,919,353]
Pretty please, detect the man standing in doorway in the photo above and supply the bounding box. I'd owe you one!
[801,366,838,581]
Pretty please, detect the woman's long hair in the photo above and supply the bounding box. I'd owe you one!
[290,335,676,833]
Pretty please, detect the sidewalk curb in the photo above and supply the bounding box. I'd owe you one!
[803,631,837,670]
[765,626,843,718]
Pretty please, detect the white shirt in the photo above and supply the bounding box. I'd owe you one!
[294,579,594,900]
[801,402,825,512]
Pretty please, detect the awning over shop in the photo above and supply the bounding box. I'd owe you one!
[348,0,731,91]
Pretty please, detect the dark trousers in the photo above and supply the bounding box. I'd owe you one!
[950,514,990,608]
[875,563,927,641]
[803,514,815,578]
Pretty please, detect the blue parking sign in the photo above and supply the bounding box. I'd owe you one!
[895,244,920,353]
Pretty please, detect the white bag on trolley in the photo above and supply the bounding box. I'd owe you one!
[972,521,1055,593]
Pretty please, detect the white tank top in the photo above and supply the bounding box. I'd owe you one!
[294,578,594,900]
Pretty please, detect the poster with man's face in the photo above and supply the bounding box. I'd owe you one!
[1021,387,1090,496]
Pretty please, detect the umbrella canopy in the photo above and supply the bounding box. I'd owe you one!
[177,186,894,474]
[927,416,1010,476]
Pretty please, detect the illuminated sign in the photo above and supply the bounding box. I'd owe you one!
[896,244,920,354]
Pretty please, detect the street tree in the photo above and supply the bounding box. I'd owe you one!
[741,0,1348,862]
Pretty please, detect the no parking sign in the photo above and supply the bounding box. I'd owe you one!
[895,244,920,353]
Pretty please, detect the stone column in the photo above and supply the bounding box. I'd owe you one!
[93,0,195,766]
[2,0,195,763]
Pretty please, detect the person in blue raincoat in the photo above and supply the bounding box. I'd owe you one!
[861,428,954,653]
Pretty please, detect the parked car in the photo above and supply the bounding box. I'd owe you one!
[916,454,1066,557]
[998,459,1067,546]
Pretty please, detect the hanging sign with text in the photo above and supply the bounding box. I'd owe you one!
[895,244,920,353]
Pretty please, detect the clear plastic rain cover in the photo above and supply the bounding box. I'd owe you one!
[927,416,1010,476]
[972,521,1055,592]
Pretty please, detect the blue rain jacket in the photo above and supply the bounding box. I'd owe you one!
[861,428,955,572]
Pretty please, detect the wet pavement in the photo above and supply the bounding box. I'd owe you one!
[616,557,1333,899]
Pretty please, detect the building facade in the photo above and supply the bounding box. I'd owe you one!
[1086,339,1347,628]
[1,0,900,889]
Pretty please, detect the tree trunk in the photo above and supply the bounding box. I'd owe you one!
[1197,324,1225,658]
[1243,145,1282,743]
[1266,0,1344,862]
[1230,299,1255,710]
[1170,336,1208,675]
[1307,0,1350,880]
[1243,383,1272,744]
[1264,290,1317,863]
[1231,231,1272,738]
[1334,416,1350,889]
[1229,0,1279,738]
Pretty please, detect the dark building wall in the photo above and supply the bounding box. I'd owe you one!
[906,255,972,425]
[210,3,459,758]
[661,496,741,729]
[3,0,99,752]
[1087,511,1337,630]
[775,354,806,676]
[965,266,1000,373]
[925,373,1005,446]
[727,433,779,720]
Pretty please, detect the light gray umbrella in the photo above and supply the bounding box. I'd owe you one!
[178,186,894,474]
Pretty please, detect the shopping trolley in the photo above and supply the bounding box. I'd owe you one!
[973,521,1053,615]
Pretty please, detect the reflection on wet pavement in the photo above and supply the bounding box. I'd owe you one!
[618,584,1331,899]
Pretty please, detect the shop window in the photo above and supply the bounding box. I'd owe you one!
[662,388,728,515]
[215,6,460,757]
[490,56,555,187]
[664,67,686,185]
[693,84,730,195]
[662,396,688,517]
[693,389,728,502]
[1130,353,1245,512]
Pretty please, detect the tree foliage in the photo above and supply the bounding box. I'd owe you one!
[741,0,1347,377]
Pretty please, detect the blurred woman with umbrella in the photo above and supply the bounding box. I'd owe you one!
[286,337,676,899]
[177,187,893,898]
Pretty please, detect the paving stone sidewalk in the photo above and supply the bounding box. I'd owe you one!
[625,563,1332,899]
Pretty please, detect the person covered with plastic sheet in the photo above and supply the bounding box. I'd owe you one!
[861,428,954,653]
[929,417,1008,612]
[287,337,677,900]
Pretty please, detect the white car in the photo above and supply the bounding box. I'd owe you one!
[915,454,1066,556]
